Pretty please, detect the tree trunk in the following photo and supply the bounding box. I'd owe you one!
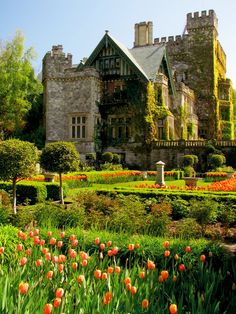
[13,178,17,214]
[59,173,64,205]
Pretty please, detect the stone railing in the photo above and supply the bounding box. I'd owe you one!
[154,140,236,148]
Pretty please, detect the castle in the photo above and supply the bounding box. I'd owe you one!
[42,10,234,168]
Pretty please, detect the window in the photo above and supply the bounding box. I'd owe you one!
[71,116,86,139]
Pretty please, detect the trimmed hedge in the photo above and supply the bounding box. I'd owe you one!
[0,181,69,204]
[44,182,68,201]
[0,182,47,204]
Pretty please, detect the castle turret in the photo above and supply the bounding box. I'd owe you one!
[134,21,153,47]
[186,10,218,36]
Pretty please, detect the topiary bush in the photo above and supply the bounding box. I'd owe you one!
[44,182,68,201]
[208,154,226,170]
[102,152,113,163]
[112,153,121,164]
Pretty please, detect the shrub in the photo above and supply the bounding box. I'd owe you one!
[171,198,189,220]
[100,163,123,171]
[175,218,202,239]
[33,203,85,228]
[182,155,195,167]
[188,199,219,235]
[112,153,121,164]
[102,152,113,163]
[44,182,68,200]
[208,154,226,170]
[0,182,47,204]
[183,166,196,177]
[10,205,35,228]
[0,206,11,225]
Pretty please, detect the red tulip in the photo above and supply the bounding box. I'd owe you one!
[44,303,53,314]
[19,282,29,294]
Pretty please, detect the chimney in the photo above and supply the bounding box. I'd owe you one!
[134,21,153,47]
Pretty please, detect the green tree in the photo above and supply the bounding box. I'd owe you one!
[40,142,80,204]
[0,31,42,138]
[0,139,38,214]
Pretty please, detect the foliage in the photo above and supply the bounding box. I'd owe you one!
[100,162,123,171]
[102,152,113,163]
[188,199,219,235]
[0,31,42,138]
[175,218,202,239]
[44,182,68,201]
[171,198,189,220]
[40,142,80,204]
[0,139,38,213]
[145,82,158,144]
[112,153,121,164]
[40,142,80,174]
[208,154,226,170]
[183,166,196,177]
[182,155,198,167]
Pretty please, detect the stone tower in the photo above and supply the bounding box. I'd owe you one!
[42,45,101,158]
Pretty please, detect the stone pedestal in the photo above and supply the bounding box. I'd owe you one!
[156,161,165,186]
[183,177,202,188]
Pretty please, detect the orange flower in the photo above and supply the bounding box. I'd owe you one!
[173,275,177,282]
[52,256,58,264]
[44,304,53,314]
[40,239,45,246]
[20,257,27,266]
[124,277,131,285]
[135,243,140,249]
[58,255,66,263]
[54,297,61,308]
[103,291,112,304]
[160,270,169,281]
[102,272,108,280]
[21,233,27,241]
[164,250,170,257]
[94,269,101,279]
[35,259,43,267]
[57,241,63,248]
[60,231,65,238]
[94,237,100,245]
[72,262,78,270]
[19,282,29,294]
[142,299,149,309]
[169,303,178,314]
[45,252,51,261]
[115,266,121,274]
[185,246,191,253]
[158,275,164,283]
[147,260,155,269]
[77,275,85,284]
[126,283,132,291]
[81,259,88,267]
[71,239,78,247]
[139,271,145,279]
[163,241,169,248]
[128,243,135,251]
[100,243,105,250]
[131,286,137,294]
[200,254,206,263]
[79,251,88,260]
[58,263,64,272]
[55,288,64,298]
[69,249,77,259]
[108,250,113,257]
[112,246,119,255]
[107,240,112,247]
[107,266,114,274]
[69,234,76,241]
[34,229,39,236]
[17,244,23,251]
[42,247,49,255]
[34,236,40,245]
[47,231,53,237]
[26,249,31,256]
[178,264,185,272]
[46,270,53,280]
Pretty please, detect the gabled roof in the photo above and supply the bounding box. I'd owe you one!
[81,32,175,94]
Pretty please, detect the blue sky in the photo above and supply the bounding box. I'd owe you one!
[1,0,236,86]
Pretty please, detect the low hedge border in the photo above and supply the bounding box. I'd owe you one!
[0,181,68,204]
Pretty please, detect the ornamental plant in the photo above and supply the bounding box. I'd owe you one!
[40,142,79,204]
[0,139,38,214]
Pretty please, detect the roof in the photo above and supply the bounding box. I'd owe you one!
[129,44,166,81]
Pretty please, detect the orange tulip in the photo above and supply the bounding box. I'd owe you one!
[60,231,65,238]
[45,252,51,261]
[126,283,132,291]
[169,303,178,314]
[142,299,149,309]
[29,231,34,238]
[40,239,45,246]
[185,246,191,253]
[200,254,206,263]
[147,260,155,269]
[128,243,135,251]
[135,243,140,249]
[71,239,78,247]
[58,263,64,272]
[103,291,112,304]
[69,249,77,259]
[173,275,177,282]
[163,240,169,248]
[124,277,131,285]
[179,264,185,272]
[107,266,114,274]
[164,250,170,257]
[108,250,113,257]
[81,259,88,267]
[107,240,112,247]
[139,271,145,279]
[42,247,49,255]
[131,286,137,295]
[72,262,78,270]
[17,230,23,238]
[54,297,61,308]
[158,275,164,283]
[44,303,53,314]
[69,234,76,241]
[100,243,105,250]
[26,249,31,256]
[57,241,63,248]
[35,259,43,267]
[47,231,53,237]
[94,269,101,279]
[19,282,29,294]
[115,266,121,274]
[112,246,118,255]
[94,237,100,245]
[102,272,108,280]
[161,270,169,281]
[21,233,27,241]
[77,275,85,284]
[52,256,58,264]
[58,255,66,263]
[55,288,64,298]
[46,270,53,280]
[34,229,39,236]
[20,257,27,266]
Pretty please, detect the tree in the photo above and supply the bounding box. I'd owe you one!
[40,142,80,204]
[0,31,42,138]
[0,139,38,214]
